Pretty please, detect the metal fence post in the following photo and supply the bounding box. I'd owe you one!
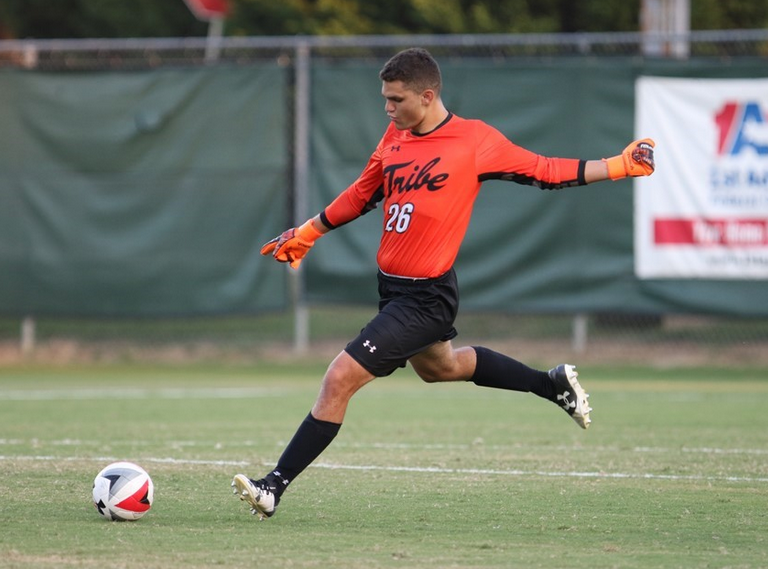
[21,316,36,357]
[572,313,588,354]
[291,40,312,354]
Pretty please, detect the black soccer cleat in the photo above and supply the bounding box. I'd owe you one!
[548,364,592,429]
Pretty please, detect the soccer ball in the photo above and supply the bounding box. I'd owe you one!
[92,461,154,521]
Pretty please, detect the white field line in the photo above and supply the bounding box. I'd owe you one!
[311,462,768,484]
[1,454,767,484]
[0,455,249,467]
[330,441,768,456]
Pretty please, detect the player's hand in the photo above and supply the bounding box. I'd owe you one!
[603,138,655,180]
[260,219,323,269]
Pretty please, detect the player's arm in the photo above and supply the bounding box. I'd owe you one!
[260,147,385,270]
[477,122,655,188]
[544,138,655,184]
[495,138,655,187]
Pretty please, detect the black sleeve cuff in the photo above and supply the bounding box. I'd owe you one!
[319,210,336,230]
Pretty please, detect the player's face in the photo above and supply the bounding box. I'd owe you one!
[382,80,428,132]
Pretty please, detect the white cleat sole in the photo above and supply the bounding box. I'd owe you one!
[231,474,271,521]
[562,365,592,429]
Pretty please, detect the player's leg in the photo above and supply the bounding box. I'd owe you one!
[312,350,376,423]
[233,351,374,519]
[408,340,476,382]
[410,342,591,429]
[410,341,550,391]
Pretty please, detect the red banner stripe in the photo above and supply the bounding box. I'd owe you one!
[654,218,768,246]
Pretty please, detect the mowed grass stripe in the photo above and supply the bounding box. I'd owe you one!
[2,377,766,400]
[1,364,767,569]
[0,387,292,400]
[3,438,768,456]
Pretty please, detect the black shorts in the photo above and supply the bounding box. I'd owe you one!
[345,268,459,377]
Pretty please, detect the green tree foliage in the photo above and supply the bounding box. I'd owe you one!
[0,0,766,40]
[0,0,206,39]
[690,0,768,29]
[226,0,644,36]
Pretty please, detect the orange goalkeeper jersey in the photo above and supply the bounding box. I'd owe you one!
[320,114,586,279]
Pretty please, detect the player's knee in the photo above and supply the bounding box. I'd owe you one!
[416,368,442,383]
[415,363,460,383]
[320,352,373,399]
[321,366,353,398]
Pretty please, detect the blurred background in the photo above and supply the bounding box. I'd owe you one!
[2,0,767,39]
[1,0,767,368]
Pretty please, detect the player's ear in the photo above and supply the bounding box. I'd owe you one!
[420,89,436,106]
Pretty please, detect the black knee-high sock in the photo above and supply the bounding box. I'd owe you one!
[470,346,555,400]
[267,412,341,496]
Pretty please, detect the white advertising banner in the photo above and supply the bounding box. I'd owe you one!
[635,77,768,279]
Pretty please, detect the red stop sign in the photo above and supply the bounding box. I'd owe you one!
[183,0,230,21]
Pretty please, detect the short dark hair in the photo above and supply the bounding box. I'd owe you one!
[379,47,442,94]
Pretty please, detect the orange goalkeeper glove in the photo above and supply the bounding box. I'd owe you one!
[603,138,656,180]
[260,219,324,270]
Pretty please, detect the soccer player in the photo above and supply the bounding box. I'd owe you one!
[232,47,655,519]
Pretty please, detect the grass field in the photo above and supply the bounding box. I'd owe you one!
[1,362,767,568]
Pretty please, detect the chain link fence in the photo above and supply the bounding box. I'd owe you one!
[2,31,768,367]
[2,29,768,69]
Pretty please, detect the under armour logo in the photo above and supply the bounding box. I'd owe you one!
[557,390,576,411]
[363,340,377,353]
[390,145,401,152]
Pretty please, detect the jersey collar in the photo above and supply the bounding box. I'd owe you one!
[410,112,454,137]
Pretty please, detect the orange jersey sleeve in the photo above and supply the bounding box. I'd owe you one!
[474,121,584,189]
[322,146,386,229]
[323,115,586,278]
